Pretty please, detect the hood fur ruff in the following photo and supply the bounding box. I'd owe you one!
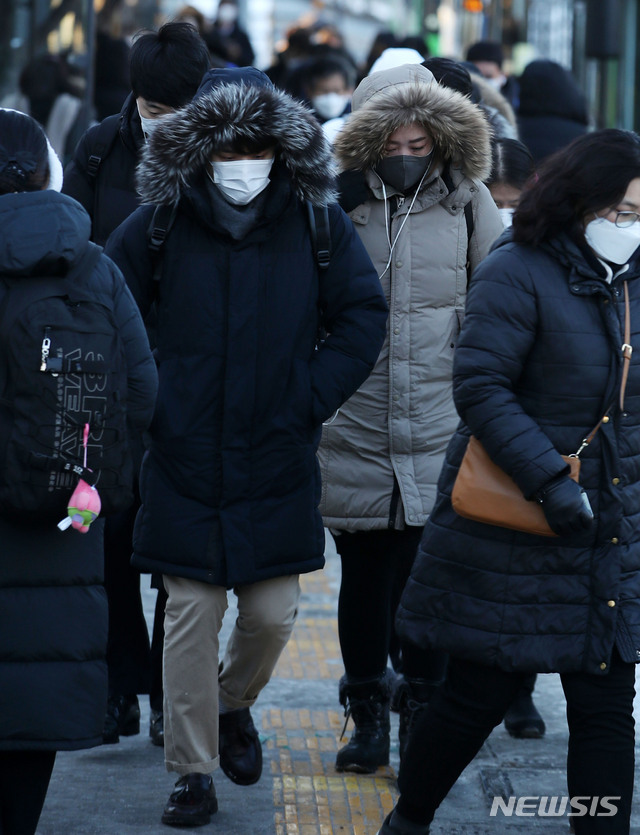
[334,79,493,181]
[136,82,337,207]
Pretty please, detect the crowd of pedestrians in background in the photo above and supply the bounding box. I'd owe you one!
[2,8,640,835]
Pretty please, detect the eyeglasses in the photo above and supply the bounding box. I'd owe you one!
[613,210,640,228]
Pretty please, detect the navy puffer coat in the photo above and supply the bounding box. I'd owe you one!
[0,191,157,750]
[105,72,388,588]
[397,232,640,676]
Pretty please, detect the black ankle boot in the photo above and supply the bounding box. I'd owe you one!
[335,673,390,773]
[397,678,435,763]
[503,686,546,739]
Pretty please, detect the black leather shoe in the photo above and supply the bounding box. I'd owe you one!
[504,689,546,739]
[150,709,164,747]
[102,694,140,744]
[219,708,262,786]
[161,773,218,827]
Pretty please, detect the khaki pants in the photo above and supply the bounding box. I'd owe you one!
[162,574,300,775]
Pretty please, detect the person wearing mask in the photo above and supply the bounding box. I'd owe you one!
[208,0,255,67]
[318,62,502,774]
[466,39,519,109]
[104,66,387,827]
[63,21,211,748]
[301,55,355,123]
[381,128,640,835]
[487,137,535,230]
[0,108,157,835]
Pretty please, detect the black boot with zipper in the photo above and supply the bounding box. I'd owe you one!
[335,672,391,773]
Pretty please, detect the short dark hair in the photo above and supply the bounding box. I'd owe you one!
[303,56,355,92]
[0,109,49,194]
[488,138,535,190]
[466,40,504,68]
[422,57,473,98]
[130,21,211,108]
[512,129,640,246]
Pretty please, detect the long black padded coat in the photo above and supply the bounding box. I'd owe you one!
[105,69,388,589]
[0,190,157,750]
[397,232,640,676]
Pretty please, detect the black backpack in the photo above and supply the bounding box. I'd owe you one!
[0,245,134,521]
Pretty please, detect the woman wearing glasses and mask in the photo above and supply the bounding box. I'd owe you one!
[379,129,640,835]
[318,62,502,774]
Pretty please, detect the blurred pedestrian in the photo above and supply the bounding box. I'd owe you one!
[318,62,502,774]
[381,128,640,835]
[299,55,355,122]
[104,66,387,827]
[466,39,519,108]
[0,108,156,835]
[1,53,88,164]
[63,21,210,749]
[517,59,589,164]
[208,0,254,67]
[487,136,535,230]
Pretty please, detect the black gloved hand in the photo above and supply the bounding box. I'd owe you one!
[536,476,594,536]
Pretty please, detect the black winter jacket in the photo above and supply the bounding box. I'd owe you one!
[397,233,640,676]
[105,71,388,588]
[517,60,589,164]
[0,190,157,750]
[63,93,144,246]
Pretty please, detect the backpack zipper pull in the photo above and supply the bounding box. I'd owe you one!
[40,328,51,372]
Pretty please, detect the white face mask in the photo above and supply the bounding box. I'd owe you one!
[584,216,640,265]
[208,157,274,205]
[311,92,350,121]
[137,108,171,142]
[217,3,238,24]
[498,207,514,228]
[485,74,507,90]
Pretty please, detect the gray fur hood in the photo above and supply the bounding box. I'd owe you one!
[136,78,337,207]
[334,63,492,181]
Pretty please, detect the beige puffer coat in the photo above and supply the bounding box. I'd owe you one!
[318,63,503,530]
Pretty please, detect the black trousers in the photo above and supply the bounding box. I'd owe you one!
[397,650,636,834]
[104,500,166,710]
[336,528,447,683]
[0,751,56,835]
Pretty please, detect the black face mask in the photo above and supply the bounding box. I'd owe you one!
[374,151,434,193]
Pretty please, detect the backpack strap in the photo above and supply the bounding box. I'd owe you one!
[306,201,332,270]
[85,115,121,179]
[442,166,475,281]
[147,204,178,284]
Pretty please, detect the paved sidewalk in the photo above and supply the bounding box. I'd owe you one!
[36,535,640,834]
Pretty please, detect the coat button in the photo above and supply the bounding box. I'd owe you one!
[394,328,400,335]
[395,261,403,268]
[600,662,607,670]
[603,416,610,423]
[607,600,616,607]
[612,477,620,485]
[611,537,619,544]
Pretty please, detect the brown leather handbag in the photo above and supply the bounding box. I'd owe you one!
[451,281,632,537]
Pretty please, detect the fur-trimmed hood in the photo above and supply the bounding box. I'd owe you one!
[334,63,492,181]
[136,68,337,207]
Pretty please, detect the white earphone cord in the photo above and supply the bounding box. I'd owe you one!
[377,164,430,280]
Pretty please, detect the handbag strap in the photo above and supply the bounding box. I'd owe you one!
[574,279,632,457]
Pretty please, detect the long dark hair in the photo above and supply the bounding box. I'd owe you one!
[0,109,50,194]
[512,129,640,246]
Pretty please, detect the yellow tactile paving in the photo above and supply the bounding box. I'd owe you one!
[267,569,399,834]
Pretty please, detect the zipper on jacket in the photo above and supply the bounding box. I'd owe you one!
[40,327,51,372]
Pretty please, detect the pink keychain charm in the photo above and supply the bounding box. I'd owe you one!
[57,423,102,533]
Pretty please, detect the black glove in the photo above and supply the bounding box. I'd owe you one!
[536,476,594,536]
